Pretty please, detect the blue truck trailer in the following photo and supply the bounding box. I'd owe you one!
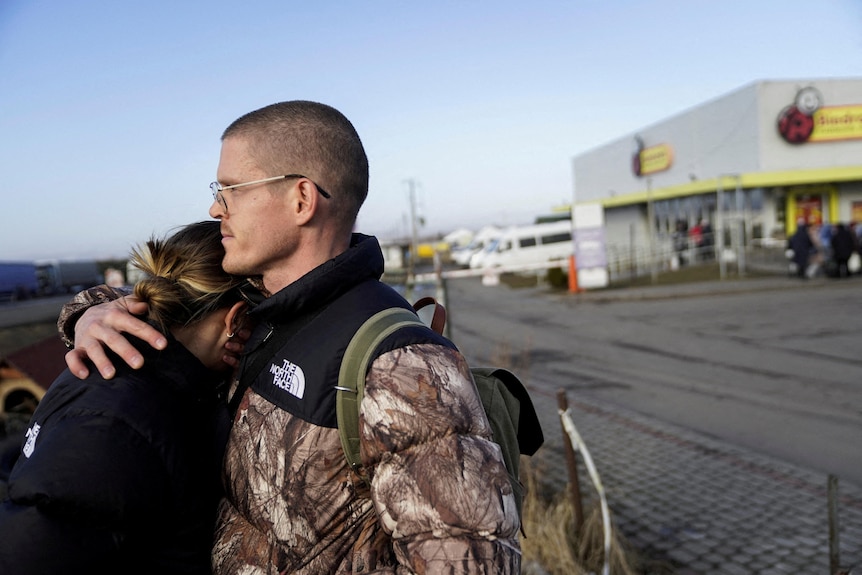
[35,260,102,295]
[0,260,103,301]
[0,262,40,301]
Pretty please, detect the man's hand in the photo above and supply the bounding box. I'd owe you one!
[65,297,167,380]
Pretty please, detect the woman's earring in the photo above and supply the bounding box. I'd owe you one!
[227,331,235,338]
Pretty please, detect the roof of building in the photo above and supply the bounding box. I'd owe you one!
[1,336,68,390]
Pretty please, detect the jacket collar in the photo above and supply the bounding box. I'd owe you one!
[248,233,384,322]
[118,331,226,401]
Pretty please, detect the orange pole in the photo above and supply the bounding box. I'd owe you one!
[568,254,579,293]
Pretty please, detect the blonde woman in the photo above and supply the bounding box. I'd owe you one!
[0,221,248,575]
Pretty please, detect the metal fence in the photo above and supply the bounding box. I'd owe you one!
[604,231,789,283]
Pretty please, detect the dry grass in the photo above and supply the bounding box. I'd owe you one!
[520,460,640,575]
[480,336,644,573]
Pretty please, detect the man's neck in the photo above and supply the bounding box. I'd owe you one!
[262,232,352,295]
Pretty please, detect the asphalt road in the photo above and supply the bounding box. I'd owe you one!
[0,296,70,329]
[0,296,71,357]
[442,275,862,487]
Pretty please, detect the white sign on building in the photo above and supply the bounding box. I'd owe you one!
[573,203,609,289]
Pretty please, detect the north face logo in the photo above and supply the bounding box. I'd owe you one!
[270,359,306,399]
[23,422,41,458]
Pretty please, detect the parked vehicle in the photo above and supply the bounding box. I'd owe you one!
[453,226,501,268]
[1,259,103,302]
[468,242,495,269]
[0,262,40,301]
[35,260,103,295]
[477,220,573,270]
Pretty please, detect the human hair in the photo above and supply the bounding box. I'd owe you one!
[222,100,369,231]
[129,221,246,333]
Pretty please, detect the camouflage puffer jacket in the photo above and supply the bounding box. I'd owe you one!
[214,234,520,574]
[214,340,521,574]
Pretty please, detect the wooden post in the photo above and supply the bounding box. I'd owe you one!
[557,389,584,534]
[828,474,841,575]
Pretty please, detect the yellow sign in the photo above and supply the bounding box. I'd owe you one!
[638,144,673,175]
[809,105,862,142]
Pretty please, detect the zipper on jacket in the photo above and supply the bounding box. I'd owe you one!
[227,323,275,419]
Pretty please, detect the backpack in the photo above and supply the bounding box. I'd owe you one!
[335,297,544,521]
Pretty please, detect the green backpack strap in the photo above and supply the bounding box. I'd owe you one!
[336,308,424,478]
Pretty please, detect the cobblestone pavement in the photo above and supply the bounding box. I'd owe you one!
[476,274,862,574]
[528,371,862,575]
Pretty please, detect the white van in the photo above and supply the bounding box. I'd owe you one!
[452,226,502,267]
[478,220,573,270]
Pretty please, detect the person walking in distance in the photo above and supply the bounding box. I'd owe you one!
[788,219,815,278]
[830,222,855,278]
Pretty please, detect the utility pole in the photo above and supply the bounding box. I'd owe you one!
[405,179,418,290]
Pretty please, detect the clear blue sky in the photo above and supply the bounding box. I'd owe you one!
[2,0,860,261]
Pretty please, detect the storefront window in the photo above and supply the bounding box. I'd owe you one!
[680,197,692,224]
[775,192,786,230]
[795,194,823,225]
[720,190,733,211]
[747,188,763,211]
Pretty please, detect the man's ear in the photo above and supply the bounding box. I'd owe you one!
[293,178,322,226]
[224,301,248,334]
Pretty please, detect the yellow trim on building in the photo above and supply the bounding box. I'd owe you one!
[598,165,862,209]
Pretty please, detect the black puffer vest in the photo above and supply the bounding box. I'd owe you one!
[233,234,453,428]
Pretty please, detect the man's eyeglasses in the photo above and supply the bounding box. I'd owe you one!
[210,174,330,212]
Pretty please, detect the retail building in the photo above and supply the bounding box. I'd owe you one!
[570,78,862,274]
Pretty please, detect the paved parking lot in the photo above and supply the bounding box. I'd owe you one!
[444,274,862,573]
